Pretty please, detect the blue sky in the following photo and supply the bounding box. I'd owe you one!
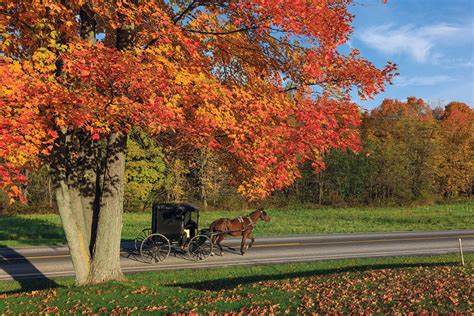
[345,0,473,109]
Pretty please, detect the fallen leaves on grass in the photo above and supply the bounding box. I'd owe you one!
[0,265,471,314]
[186,265,471,314]
[131,285,157,295]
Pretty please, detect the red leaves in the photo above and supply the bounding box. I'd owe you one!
[0,0,396,202]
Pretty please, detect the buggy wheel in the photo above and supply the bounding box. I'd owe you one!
[134,228,152,250]
[140,233,170,263]
[188,235,213,261]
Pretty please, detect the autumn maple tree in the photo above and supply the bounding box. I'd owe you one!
[435,102,474,197]
[0,0,396,284]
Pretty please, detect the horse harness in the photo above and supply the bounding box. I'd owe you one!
[237,215,254,231]
[215,214,256,234]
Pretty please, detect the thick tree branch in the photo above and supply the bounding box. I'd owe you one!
[282,77,356,93]
[144,25,260,50]
[173,0,199,25]
[184,25,260,35]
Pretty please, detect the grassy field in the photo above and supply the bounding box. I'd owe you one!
[0,201,472,247]
[0,254,471,314]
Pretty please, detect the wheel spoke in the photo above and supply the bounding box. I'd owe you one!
[135,228,152,250]
[188,235,212,261]
[140,234,170,263]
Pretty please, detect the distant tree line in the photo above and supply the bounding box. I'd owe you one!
[286,98,473,206]
[1,97,472,214]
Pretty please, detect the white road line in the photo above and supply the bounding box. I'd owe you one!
[4,235,474,260]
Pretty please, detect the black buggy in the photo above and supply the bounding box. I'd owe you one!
[134,203,213,263]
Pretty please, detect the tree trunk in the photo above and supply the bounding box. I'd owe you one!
[318,172,324,205]
[84,15,134,284]
[78,5,101,254]
[51,132,91,285]
[54,178,92,285]
[50,5,133,285]
[53,131,127,285]
[47,173,53,209]
[23,169,30,201]
[48,7,95,284]
[200,149,209,210]
[88,132,127,283]
[71,132,101,251]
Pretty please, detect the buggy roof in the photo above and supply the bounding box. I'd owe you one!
[152,203,198,214]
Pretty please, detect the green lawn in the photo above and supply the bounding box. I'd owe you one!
[0,201,472,247]
[0,254,472,314]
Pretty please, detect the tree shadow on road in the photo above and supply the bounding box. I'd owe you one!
[0,214,67,294]
[0,246,60,294]
[171,260,458,291]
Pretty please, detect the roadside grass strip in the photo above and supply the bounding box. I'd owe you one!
[0,201,472,247]
[0,254,472,314]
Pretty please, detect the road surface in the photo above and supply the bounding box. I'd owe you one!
[0,230,473,281]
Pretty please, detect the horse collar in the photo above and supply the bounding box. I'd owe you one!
[247,216,254,226]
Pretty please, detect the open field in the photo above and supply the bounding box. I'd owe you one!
[0,201,472,247]
[0,254,471,314]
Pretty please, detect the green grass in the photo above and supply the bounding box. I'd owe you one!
[0,201,472,247]
[0,254,472,313]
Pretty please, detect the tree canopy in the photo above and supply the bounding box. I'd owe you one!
[1,0,396,201]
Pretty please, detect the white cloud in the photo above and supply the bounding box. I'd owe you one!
[436,58,474,69]
[358,23,471,63]
[394,75,454,87]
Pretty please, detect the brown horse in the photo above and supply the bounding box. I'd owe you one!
[209,208,270,256]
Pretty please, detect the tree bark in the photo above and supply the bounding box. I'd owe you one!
[83,6,129,284]
[80,6,96,45]
[84,16,134,284]
[47,170,53,209]
[88,132,127,283]
[200,149,209,210]
[50,5,133,285]
[51,7,95,280]
[49,5,95,285]
[70,132,100,252]
[51,133,91,285]
[318,172,324,205]
[54,178,91,285]
[78,5,100,253]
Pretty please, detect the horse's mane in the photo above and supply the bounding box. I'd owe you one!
[249,208,264,216]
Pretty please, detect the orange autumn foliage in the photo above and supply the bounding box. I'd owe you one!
[0,0,396,201]
[435,102,474,197]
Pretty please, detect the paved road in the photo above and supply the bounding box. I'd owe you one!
[1,230,473,281]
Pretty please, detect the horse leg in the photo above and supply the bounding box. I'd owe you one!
[240,231,249,255]
[216,235,225,256]
[210,235,217,256]
[247,233,255,249]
